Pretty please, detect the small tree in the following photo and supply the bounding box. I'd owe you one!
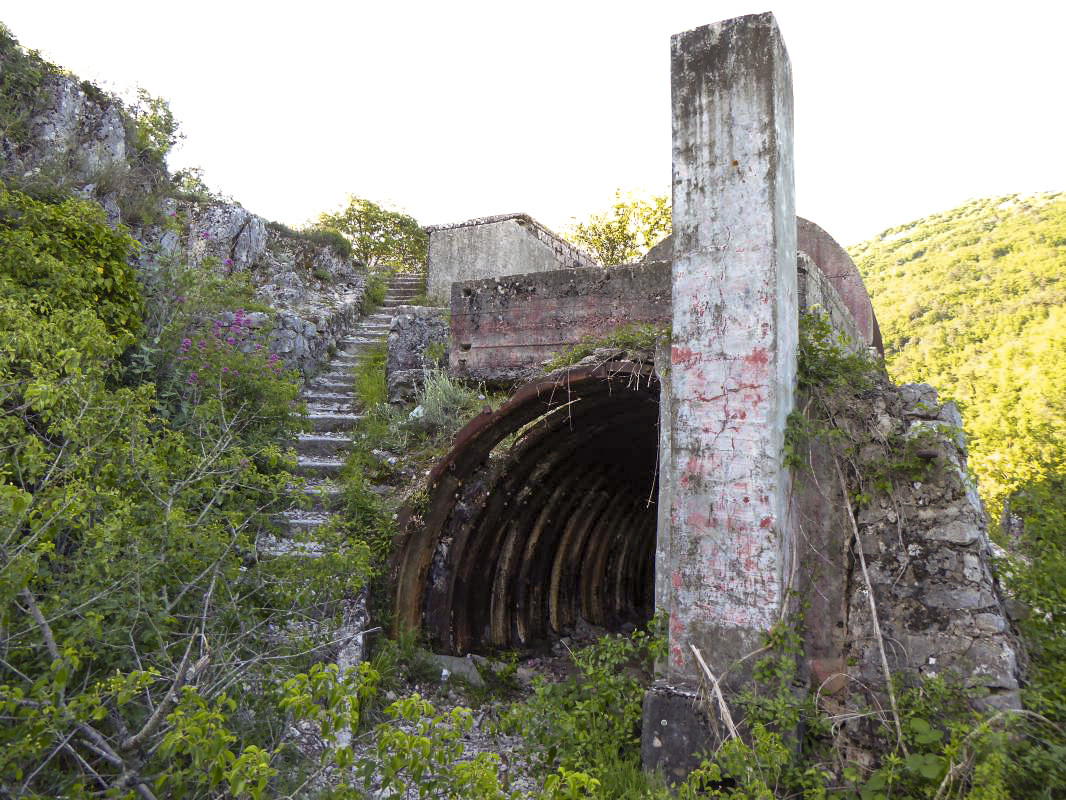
[565,189,671,266]
[317,195,427,271]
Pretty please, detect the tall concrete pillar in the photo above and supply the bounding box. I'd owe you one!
[644,13,797,776]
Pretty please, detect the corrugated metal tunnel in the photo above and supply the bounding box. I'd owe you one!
[393,361,661,654]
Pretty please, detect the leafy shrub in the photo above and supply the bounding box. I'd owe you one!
[265,218,354,260]
[317,194,428,270]
[126,87,180,171]
[361,270,388,314]
[505,623,665,791]
[0,182,370,796]
[564,189,671,265]
[0,183,142,341]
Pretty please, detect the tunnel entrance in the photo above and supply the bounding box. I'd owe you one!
[393,360,661,655]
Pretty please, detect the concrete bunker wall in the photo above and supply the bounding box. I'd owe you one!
[449,260,672,384]
[426,213,598,306]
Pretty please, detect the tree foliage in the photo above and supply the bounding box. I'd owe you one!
[852,192,1066,796]
[0,184,370,797]
[317,195,427,271]
[565,189,671,266]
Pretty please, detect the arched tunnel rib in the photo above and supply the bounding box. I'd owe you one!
[393,361,661,654]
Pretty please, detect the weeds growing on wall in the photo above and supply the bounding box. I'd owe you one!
[0,25,60,151]
[543,322,669,372]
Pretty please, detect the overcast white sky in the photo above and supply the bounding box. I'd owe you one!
[5,1,1064,244]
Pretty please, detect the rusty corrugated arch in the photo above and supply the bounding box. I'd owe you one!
[392,360,661,654]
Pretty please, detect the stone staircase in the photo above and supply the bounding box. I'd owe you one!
[282,271,424,528]
[265,272,424,668]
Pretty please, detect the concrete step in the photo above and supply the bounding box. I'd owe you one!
[306,410,364,432]
[302,393,358,411]
[309,379,354,392]
[301,480,344,511]
[276,510,335,534]
[293,432,353,458]
[257,533,326,559]
[341,336,385,347]
[316,368,356,383]
[324,356,361,369]
[295,455,346,478]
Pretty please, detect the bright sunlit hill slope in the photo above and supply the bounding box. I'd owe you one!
[849,192,1066,522]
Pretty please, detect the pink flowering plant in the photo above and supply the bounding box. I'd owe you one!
[173,307,305,445]
[133,259,304,443]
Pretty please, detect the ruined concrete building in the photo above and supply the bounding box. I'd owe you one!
[389,13,1021,775]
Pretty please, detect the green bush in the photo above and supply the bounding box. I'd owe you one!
[265,218,354,260]
[505,623,665,793]
[0,24,59,149]
[406,369,486,443]
[0,183,142,341]
[361,270,388,314]
[0,183,371,796]
[317,194,428,270]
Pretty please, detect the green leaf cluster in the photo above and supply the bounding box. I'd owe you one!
[565,189,671,266]
[504,621,667,796]
[318,195,427,271]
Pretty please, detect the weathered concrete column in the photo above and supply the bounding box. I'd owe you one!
[644,13,797,776]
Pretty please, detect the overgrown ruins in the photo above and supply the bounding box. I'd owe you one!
[390,12,1022,775]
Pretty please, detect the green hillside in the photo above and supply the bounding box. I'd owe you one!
[850,192,1066,521]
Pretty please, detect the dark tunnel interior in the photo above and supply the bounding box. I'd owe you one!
[393,363,661,654]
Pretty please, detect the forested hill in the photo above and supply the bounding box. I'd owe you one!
[849,192,1066,521]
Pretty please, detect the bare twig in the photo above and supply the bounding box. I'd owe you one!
[833,459,907,755]
[690,644,739,741]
